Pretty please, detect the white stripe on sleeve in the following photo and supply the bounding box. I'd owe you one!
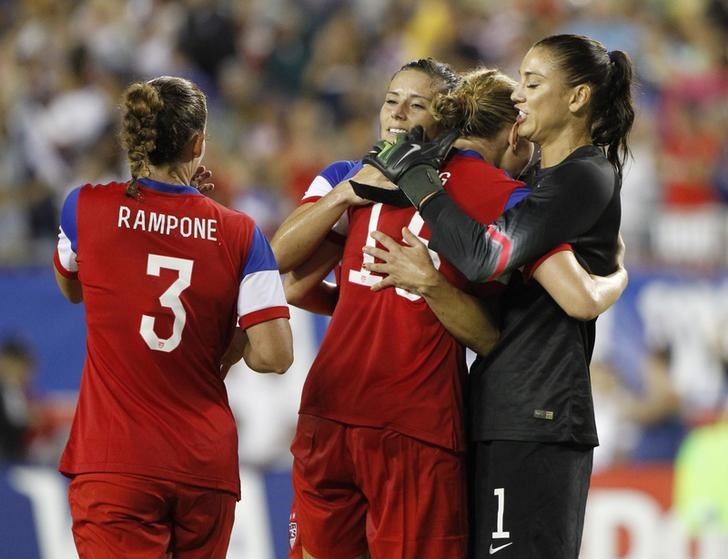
[302,175,335,200]
[57,227,78,273]
[237,270,287,318]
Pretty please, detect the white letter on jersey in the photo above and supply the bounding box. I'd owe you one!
[133,209,146,230]
[208,219,218,241]
[165,215,179,236]
[118,206,131,228]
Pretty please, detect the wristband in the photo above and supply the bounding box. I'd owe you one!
[349,180,411,207]
[398,165,443,210]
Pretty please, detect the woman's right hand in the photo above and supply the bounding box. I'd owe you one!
[362,227,440,295]
[191,165,214,192]
[339,164,396,206]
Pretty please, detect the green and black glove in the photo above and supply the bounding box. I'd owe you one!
[350,139,413,207]
[362,125,459,209]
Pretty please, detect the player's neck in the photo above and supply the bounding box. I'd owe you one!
[539,128,592,168]
[147,165,192,187]
[453,137,500,164]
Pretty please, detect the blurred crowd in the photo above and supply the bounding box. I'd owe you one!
[1,0,728,267]
[2,0,728,527]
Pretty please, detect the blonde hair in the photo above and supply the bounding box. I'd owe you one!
[431,68,518,140]
[119,76,207,198]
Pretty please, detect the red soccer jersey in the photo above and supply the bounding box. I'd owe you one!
[299,151,527,451]
[54,178,289,498]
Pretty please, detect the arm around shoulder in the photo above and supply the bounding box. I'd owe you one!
[271,179,366,273]
[364,228,500,354]
[533,249,627,321]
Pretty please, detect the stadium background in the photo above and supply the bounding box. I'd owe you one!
[1,0,727,557]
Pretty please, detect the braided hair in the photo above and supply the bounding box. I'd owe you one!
[119,76,207,198]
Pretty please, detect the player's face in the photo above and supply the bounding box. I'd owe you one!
[379,69,440,143]
[511,47,574,146]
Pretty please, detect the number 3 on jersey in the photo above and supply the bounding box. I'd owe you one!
[139,254,193,352]
[347,203,441,301]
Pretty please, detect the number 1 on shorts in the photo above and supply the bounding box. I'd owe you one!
[492,487,510,539]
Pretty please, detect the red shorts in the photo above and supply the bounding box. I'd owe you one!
[68,472,236,559]
[289,414,468,559]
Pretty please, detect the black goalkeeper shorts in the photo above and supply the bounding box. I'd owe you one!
[469,440,593,559]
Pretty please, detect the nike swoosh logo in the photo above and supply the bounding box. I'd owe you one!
[396,144,421,165]
[489,542,513,555]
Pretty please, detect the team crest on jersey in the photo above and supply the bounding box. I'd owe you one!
[289,512,298,550]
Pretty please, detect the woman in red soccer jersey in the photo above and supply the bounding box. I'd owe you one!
[363,34,635,559]
[53,76,293,559]
[272,61,626,559]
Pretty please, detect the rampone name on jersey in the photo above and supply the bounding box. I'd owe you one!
[117,205,218,241]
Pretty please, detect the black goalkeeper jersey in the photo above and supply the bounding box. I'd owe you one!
[421,145,621,445]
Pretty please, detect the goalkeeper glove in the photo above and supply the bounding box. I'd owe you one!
[362,126,459,209]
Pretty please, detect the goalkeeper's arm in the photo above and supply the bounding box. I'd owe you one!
[421,166,615,283]
[362,126,459,208]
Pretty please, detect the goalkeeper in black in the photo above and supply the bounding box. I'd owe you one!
[363,35,636,559]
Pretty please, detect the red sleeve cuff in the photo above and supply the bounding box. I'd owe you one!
[238,306,290,330]
[53,250,78,280]
[522,243,572,282]
[300,195,322,204]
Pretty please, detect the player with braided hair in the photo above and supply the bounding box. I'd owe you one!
[120,77,209,199]
[53,75,293,559]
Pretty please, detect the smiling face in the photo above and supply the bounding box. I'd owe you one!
[511,46,578,147]
[379,69,441,143]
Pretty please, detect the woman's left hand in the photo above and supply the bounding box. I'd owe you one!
[191,165,214,192]
[363,227,439,294]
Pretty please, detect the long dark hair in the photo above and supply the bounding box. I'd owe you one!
[534,34,635,177]
[395,58,461,94]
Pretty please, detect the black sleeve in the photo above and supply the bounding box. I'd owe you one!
[422,161,615,282]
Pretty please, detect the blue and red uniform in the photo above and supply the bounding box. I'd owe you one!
[289,150,528,558]
[55,177,289,558]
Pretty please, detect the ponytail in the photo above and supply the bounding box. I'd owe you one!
[592,50,635,178]
[534,34,635,178]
